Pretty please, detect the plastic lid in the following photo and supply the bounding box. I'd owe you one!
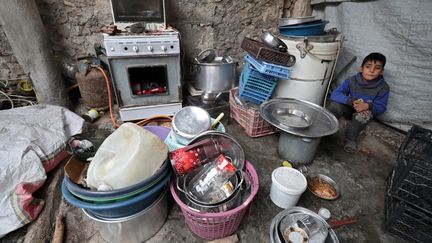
[318,208,331,220]
[272,167,307,194]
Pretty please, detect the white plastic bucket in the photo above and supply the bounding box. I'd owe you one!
[273,37,341,106]
[270,167,307,209]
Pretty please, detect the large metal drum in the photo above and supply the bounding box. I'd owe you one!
[273,37,341,106]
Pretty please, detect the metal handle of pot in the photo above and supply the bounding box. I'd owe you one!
[196,48,216,63]
[237,170,245,191]
[176,177,187,194]
[189,63,201,74]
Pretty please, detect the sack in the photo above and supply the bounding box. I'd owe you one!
[86,123,168,190]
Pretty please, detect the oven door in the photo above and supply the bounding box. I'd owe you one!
[108,55,181,107]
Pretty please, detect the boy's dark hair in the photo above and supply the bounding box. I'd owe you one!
[362,52,386,68]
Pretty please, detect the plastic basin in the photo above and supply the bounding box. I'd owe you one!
[63,125,171,203]
[61,170,171,219]
[279,20,329,37]
[64,162,169,203]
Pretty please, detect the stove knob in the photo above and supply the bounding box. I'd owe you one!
[147,46,153,52]
[132,46,139,52]
[161,45,167,51]
[110,47,115,52]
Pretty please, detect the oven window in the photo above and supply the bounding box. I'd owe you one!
[111,0,164,22]
[128,66,168,96]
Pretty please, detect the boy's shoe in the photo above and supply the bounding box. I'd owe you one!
[344,140,357,153]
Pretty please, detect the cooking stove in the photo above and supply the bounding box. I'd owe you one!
[104,29,182,121]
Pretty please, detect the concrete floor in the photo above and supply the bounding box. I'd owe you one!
[1,112,409,243]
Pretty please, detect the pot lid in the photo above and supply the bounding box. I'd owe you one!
[172,106,211,139]
[260,98,338,138]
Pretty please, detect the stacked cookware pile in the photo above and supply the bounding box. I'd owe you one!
[170,131,247,213]
[62,123,172,243]
[270,207,340,243]
[166,110,259,240]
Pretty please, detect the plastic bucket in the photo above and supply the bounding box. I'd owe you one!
[270,167,307,209]
[170,160,259,240]
[273,37,340,106]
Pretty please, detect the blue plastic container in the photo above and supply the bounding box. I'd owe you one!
[64,162,169,203]
[61,170,171,219]
[64,125,171,203]
[239,62,278,104]
[279,20,329,36]
[245,54,290,79]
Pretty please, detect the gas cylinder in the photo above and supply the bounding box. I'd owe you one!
[75,60,109,111]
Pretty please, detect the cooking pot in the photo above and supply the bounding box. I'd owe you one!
[278,133,321,165]
[260,98,338,165]
[191,49,236,92]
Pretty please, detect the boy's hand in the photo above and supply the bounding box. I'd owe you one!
[353,99,369,112]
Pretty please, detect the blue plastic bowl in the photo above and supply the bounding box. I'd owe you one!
[63,125,171,203]
[279,20,329,36]
[61,171,172,219]
[64,161,170,203]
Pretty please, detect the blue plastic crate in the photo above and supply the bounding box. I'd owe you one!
[245,54,291,79]
[239,62,278,104]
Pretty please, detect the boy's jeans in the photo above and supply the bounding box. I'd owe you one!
[327,102,372,142]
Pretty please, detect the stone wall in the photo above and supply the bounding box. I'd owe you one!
[0,0,298,84]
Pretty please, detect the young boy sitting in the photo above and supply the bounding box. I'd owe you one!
[328,52,390,153]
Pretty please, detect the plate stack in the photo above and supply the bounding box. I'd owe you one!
[384,125,432,242]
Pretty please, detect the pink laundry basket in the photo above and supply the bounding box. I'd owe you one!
[170,160,259,240]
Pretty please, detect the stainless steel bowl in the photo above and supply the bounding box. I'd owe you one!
[307,173,340,200]
[260,31,288,53]
[188,131,245,170]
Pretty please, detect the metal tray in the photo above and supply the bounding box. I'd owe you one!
[278,16,320,27]
[259,98,339,138]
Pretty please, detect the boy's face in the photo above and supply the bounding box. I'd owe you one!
[360,60,384,82]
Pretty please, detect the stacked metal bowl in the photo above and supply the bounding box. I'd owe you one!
[270,207,340,243]
[173,131,248,213]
